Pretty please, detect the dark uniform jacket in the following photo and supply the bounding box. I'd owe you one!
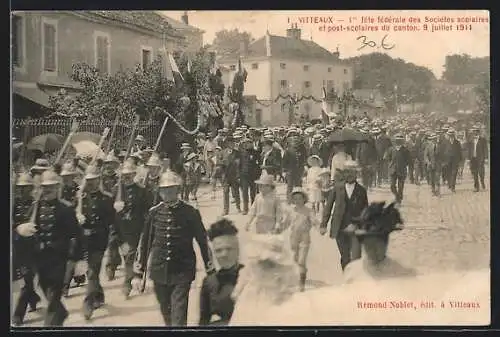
[61,183,79,208]
[442,138,463,165]
[15,199,84,269]
[221,148,240,183]
[114,183,148,243]
[283,137,307,174]
[467,137,488,162]
[199,264,244,326]
[239,148,261,180]
[145,176,160,209]
[101,171,118,198]
[12,196,35,280]
[81,191,115,251]
[384,146,412,177]
[136,201,211,285]
[321,182,368,239]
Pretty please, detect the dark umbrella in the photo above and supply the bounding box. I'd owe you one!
[27,133,64,152]
[327,127,370,144]
[70,131,102,145]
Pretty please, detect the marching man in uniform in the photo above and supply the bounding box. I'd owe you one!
[12,172,41,326]
[112,159,148,298]
[101,152,122,281]
[14,169,84,326]
[77,165,115,320]
[132,169,214,326]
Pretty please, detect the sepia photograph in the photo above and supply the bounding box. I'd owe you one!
[11,10,490,327]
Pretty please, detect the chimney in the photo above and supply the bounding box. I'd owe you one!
[332,45,340,59]
[286,23,301,40]
[181,11,189,25]
[239,39,249,56]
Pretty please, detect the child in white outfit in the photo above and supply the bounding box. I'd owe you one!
[306,155,323,214]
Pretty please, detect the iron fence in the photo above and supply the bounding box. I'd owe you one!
[12,119,162,150]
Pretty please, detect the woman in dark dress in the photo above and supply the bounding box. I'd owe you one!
[199,219,243,326]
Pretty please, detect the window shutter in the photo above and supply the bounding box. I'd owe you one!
[43,23,56,71]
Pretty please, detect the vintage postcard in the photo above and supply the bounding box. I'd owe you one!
[11,10,489,327]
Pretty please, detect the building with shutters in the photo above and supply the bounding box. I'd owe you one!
[217,24,353,126]
[11,11,196,118]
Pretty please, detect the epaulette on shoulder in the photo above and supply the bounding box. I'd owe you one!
[59,199,73,207]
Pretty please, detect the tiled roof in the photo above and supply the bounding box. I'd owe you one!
[84,11,183,37]
[219,34,339,62]
[157,13,204,33]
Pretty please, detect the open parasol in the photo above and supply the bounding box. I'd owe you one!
[70,131,102,145]
[27,133,64,152]
[71,140,105,159]
[327,127,370,144]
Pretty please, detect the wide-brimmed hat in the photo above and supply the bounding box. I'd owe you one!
[16,172,33,186]
[427,133,437,140]
[446,128,456,135]
[146,153,162,167]
[290,187,309,203]
[350,201,404,237]
[471,124,481,131]
[135,135,145,142]
[60,161,77,176]
[41,169,61,186]
[312,134,322,140]
[121,159,137,175]
[31,158,50,172]
[84,164,101,180]
[307,155,323,167]
[254,173,276,186]
[393,133,405,141]
[181,143,192,150]
[158,169,182,188]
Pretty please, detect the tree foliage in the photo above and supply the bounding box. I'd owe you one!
[345,52,436,107]
[211,28,253,56]
[442,54,489,85]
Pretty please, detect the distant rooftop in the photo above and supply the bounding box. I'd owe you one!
[219,31,345,64]
[158,13,204,33]
[81,11,184,38]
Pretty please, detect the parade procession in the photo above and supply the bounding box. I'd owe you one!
[11,10,490,327]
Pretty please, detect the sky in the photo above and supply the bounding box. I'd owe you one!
[161,10,489,79]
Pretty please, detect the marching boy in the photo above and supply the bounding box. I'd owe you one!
[280,187,318,292]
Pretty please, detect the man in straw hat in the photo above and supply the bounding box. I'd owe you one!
[384,133,411,205]
[12,172,42,325]
[13,169,84,326]
[343,201,416,283]
[424,132,443,197]
[132,169,214,326]
[78,164,116,320]
[467,124,488,192]
[132,134,147,153]
[320,160,368,271]
[442,128,463,193]
[112,158,148,299]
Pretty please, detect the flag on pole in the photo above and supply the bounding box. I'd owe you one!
[168,52,184,85]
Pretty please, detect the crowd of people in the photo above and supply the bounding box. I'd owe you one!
[11,113,489,327]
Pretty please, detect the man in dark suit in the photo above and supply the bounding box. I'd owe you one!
[282,130,308,203]
[320,160,369,271]
[220,136,242,215]
[374,126,392,186]
[239,137,261,214]
[384,134,412,204]
[261,139,281,176]
[424,133,444,197]
[356,128,378,189]
[442,129,463,193]
[468,125,488,192]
